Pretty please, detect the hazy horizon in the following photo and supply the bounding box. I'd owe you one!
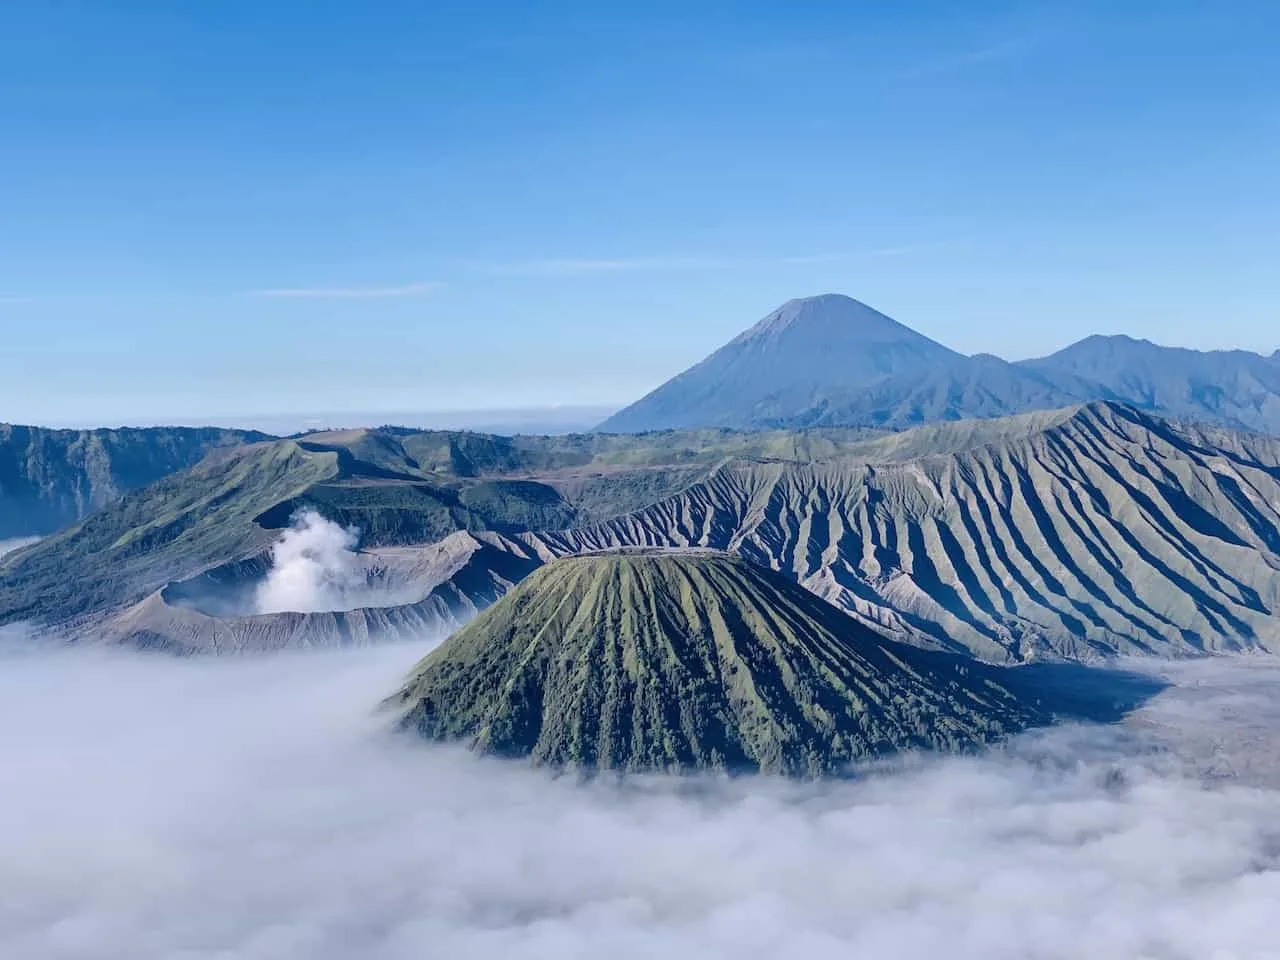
[3,3,1279,422]
[14,403,620,435]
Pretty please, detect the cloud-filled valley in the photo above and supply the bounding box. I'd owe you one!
[2,641,1279,959]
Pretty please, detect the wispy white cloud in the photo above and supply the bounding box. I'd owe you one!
[867,239,968,257]
[0,296,33,305]
[480,257,734,278]
[476,244,954,278]
[776,253,849,266]
[890,33,1040,81]
[252,282,441,300]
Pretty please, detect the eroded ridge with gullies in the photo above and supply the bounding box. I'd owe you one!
[11,401,1280,662]
[385,552,1158,776]
[534,403,1280,660]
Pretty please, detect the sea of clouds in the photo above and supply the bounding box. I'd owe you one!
[1,637,1279,960]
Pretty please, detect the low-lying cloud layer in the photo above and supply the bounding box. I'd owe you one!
[1,643,1279,959]
[254,511,368,614]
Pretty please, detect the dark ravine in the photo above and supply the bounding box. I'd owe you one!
[386,552,1161,775]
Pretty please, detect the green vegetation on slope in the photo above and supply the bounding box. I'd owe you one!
[0,423,267,538]
[302,424,888,478]
[387,552,1149,775]
[12,401,1280,668]
[0,441,337,623]
[0,423,889,628]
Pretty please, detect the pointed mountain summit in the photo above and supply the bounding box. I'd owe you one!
[385,551,1154,775]
[599,295,1280,435]
[597,294,961,432]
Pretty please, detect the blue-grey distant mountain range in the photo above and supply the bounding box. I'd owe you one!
[598,294,1280,434]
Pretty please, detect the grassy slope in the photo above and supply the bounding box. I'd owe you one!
[0,441,337,624]
[389,552,1155,775]
[0,423,267,537]
[0,425,885,626]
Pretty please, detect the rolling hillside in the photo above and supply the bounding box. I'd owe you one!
[0,424,883,627]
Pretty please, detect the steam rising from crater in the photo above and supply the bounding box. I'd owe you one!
[254,511,366,614]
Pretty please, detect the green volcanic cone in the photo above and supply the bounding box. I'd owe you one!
[386,551,1151,775]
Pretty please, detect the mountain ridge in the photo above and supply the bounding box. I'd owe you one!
[598,295,1280,435]
[12,401,1280,665]
[0,423,269,538]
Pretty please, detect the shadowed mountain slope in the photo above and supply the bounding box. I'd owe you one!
[387,552,1159,775]
[0,423,267,538]
[791,353,1106,429]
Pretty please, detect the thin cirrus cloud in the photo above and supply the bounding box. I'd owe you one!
[888,32,1045,82]
[251,281,441,299]
[480,256,736,278]
[250,245,957,296]
[476,245,950,278]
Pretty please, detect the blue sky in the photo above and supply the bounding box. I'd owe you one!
[2,1,1278,424]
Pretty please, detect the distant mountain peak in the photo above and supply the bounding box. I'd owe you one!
[598,295,1280,435]
[730,293,922,346]
[597,294,960,433]
[1073,333,1156,350]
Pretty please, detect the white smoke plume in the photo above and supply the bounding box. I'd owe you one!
[0,536,40,559]
[254,510,365,614]
[1,644,1279,959]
